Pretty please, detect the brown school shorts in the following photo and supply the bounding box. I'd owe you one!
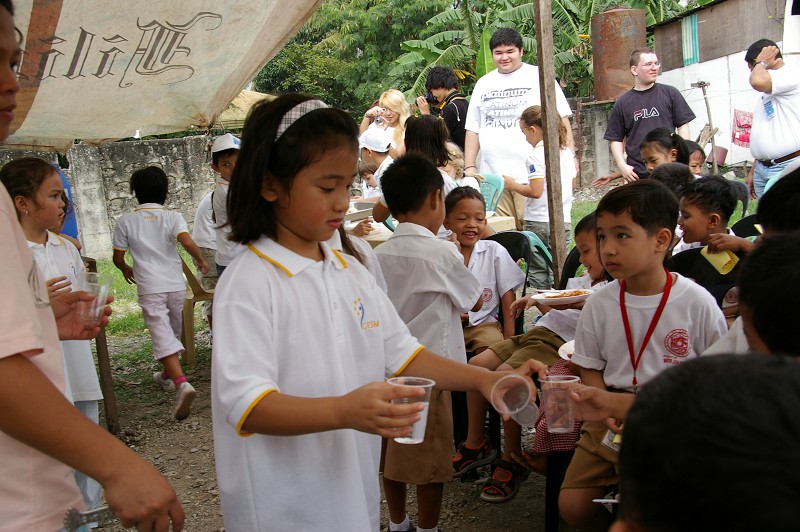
[490,326,564,369]
[561,420,620,490]
[381,389,453,485]
[464,321,504,354]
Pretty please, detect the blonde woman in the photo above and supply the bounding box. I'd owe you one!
[360,89,411,158]
[446,141,480,191]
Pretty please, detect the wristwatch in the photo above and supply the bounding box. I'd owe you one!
[756,60,769,69]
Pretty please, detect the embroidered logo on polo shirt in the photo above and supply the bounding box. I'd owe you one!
[353,297,380,330]
[481,288,493,302]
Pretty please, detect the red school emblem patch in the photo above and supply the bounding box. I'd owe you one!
[664,329,690,357]
[481,288,493,302]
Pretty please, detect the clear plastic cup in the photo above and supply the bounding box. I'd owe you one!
[78,273,112,325]
[490,374,539,427]
[387,377,435,444]
[541,375,580,433]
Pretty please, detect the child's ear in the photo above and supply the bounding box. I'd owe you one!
[655,227,673,251]
[708,212,721,228]
[211,163,219,174]
[429,188,443,210]
[669,148,678,162]
[443,215,451,230]
[13,195,29,215]
[260,174,280,202]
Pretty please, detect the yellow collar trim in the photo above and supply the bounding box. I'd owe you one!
[247,244,294,277]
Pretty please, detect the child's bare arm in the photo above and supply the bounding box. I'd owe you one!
[239,383,425,439]
[509,294,531,317]
[500,289,517,338]
[707,233,754,254]
[471,294,483,312]
[503,175,544,199]
[579,367,607,390]
[0,353,184,530]
[177,232,208,275]
[112,249,135,284]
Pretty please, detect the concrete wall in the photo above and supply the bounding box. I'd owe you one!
[0,136,216,259]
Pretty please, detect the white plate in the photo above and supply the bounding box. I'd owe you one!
[531,289,592,305]
[558,340,575,360]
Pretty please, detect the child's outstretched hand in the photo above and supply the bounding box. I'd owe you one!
[570,385,633,432]
[46,276,72,299]
[119,264,136,284]
[339,381,425,439]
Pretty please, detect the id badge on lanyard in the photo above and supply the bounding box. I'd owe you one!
[763,97,775,120]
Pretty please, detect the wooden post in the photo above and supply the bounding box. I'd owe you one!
[84,258,120,434]
[533,0,566,286]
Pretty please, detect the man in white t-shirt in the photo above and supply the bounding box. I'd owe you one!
[464,27,574,229]
[745,39,800,198]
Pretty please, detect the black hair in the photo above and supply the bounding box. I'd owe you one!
[596,179,678,239]
[61,191,72,217]
[425,66,459,91]
[130,166,168,204]
[0,0,13,15]
[757,168,800,234]
[745,39,781,66]
[381,154,443,216]
[685,140,705,162]
[337,226,364,266]
[404,115,450,168]
[620,354,800,531]
[649,162,693,196]
[212,147,238,166]
[490,27,523,51]
[0,157,58,216]
[677,175,737,223]
[738,231,800,355]
[445,186,485,215]
[574,211,596,236]
[227,93,359,244]
[640,127,690,164]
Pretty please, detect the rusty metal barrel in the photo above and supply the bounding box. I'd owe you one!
[591,8,647,101]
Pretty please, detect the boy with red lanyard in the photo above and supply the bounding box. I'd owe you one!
[558,180,727,531]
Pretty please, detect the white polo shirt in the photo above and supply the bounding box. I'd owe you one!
[211,238,422,531]
[212,180,246,266]
[112,203,188,295]
[327,230,387,293]
[466,239,525,327]
[191,190,216,250]
[28,232,102,402]
[524,144,576,224]
[375,222,482,362]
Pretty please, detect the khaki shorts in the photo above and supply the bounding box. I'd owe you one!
[464,322,504,354]
[561,421,620,489]
[382,389,453,484]
[496,188,526,231]
[490,326,563,369]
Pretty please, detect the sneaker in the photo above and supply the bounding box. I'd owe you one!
[452,438,498,478]
[173,382,196,420]
[153,371,175,392]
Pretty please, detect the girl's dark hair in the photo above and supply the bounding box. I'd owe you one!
[337,226,364,265]
[404,115,450,168]
[0,157,57,216]
[0,0,13,15]
[227,94,359,244]
[685,140,706,162]
[649,162,694,196]
[61,191,72,216]
[640,127,690,164]
[130,166,168,204]
[445,186,485,215]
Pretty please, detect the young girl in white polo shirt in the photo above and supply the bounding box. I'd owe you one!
[0,156,106,510]
[112,166,208,420]
[210,93,548,531]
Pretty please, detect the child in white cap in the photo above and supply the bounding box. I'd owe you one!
[210,132,243,276]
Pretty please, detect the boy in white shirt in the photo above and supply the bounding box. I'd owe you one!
[192,188,217,328]
[358,128,394,198]
[210,133,243,275]
[560,180,727,530]
[376,154,483,532]
[113,166,209,420]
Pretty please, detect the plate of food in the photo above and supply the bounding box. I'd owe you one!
[531,288,592,305]
[558,340,575,360]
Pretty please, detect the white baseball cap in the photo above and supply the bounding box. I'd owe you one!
[211,133,241,153]
[358,129,392,153]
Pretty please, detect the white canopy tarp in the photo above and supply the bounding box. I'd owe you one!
[8,0,323,151]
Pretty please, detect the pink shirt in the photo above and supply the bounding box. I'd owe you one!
[0,185,83,530]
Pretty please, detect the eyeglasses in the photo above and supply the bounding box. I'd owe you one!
[638,61,661,68]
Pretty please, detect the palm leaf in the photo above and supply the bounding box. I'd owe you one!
[475,27,496,78]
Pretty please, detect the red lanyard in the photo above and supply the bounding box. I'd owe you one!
[619,268,672,392]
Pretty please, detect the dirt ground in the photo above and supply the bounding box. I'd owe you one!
[98,329,560,531]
